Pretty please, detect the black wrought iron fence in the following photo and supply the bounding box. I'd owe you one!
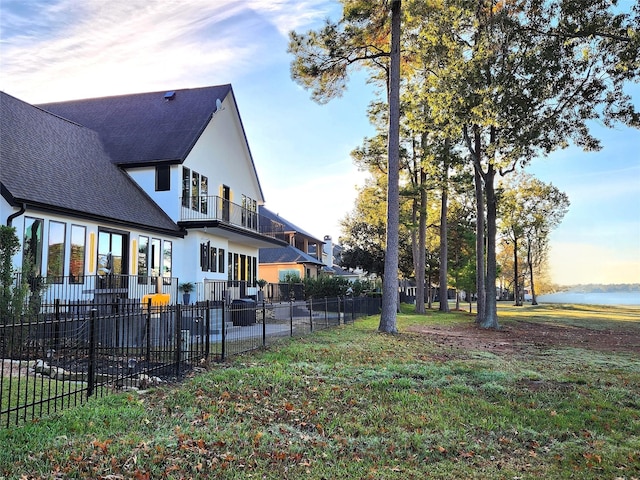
[1,296,381,428]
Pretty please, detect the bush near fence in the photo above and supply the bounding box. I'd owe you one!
[1,295,381,428]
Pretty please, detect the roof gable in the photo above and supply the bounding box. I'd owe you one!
[259,245,325,265]
[1,91,181,235]
[37,85,233,166]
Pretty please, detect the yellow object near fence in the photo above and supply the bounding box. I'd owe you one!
[141,293,171,312]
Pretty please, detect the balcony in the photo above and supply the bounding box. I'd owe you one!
[179,196,286,242]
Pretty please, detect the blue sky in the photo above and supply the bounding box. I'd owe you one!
[1,0,638,285]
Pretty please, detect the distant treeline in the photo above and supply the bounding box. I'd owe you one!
[562,284,640,293]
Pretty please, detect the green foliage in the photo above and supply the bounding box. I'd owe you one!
[0,225,34,321]
[0,225,20,318]
[179,282,195,293]
[302,276,376,299]
[282,272,302,284]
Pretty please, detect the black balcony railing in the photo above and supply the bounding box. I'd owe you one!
[179,196,286,241]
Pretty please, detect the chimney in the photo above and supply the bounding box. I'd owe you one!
[323,235,333,267]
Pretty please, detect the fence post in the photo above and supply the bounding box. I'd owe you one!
[205,300,210,360]
[309,298,313,333]
[175,304,182,377]
[221,302,226,361]
[145,298,151,364]
[289,297,293,337]
[87,308,97,398]
[262,299,266,347]
[338,296,342,325]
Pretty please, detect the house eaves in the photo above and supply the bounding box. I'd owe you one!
[179,221,288,249]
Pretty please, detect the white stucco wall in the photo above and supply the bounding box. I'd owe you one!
[125,166,182,221]
[184,95,263,205]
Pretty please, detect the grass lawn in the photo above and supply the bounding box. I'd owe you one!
[1,303,638,479]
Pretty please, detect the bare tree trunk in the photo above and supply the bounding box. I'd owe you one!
[473,142,486,324]
[427,264,433,309]
[481,164,500,329]
[379,0,401,333]
[416,165,427,314]
[527,243,538,305]
[439,150,449,312]
[513,236,522,306]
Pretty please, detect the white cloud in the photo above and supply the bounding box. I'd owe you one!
[0,0,333,102]
[246,0,335,35]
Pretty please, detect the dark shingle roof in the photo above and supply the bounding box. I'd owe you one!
[258,206,323,243]
[259,245,325,265]
[1,91,182,236]
[37,85,232,165]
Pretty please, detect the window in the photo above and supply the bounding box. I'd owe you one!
[222,185,230,221]
[23,217,43,275]
[98,229,127,276]
[228,251,233,281]
[252,256,257,286]
[200,243,222,273]
[200,242,210,271]
[47,221,66,283]
[239,254,247,281]
[210,247,217,272]
[155,165,170,191]
[182,167,190,207]
[138,236,149,282]
[183,167,209,214]
[151,238,161,277]
[219,248,225,273]
[163,241,172,280]
[233,253,239,281]
[279,269,299,282]
[191,172,200,211]
[69,225,86,284]
[241,195,257,229]
[201,175,208,214]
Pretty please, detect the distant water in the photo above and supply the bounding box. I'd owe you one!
[537,292,640,306]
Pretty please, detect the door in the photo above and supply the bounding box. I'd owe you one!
[222,185,230,222]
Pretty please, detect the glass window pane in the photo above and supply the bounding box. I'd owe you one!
[156,165,170,191]
[47,221,66,282]
[69,225,86,284]
[210,247,217,272]
[138,236,149,282]
[201,176,208,214]
[23,217,44,275]
[163,241,172,278]
[191,172,199,211]
[151,238,161,277]
[98,231,127,276]
[182,167,190,207]
[111,233,125,275]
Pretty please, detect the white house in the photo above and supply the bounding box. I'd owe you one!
[0,86,286,306]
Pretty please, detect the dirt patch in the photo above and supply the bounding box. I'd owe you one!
[407,320,640,356]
